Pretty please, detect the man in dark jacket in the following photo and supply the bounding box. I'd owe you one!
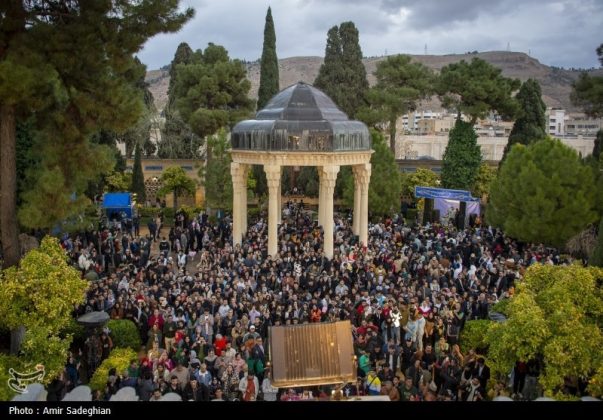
[183,378,209,401]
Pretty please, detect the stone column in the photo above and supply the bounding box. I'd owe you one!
[353,163,371,246]
[231,162,247,247]
[320,165,339,259]
[352,166,362,236]
[264,164,281,257]
[277,167,282,224]
[317,167,324,226]
[240,164,249,235]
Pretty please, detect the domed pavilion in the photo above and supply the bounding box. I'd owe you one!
[230,82,373,259]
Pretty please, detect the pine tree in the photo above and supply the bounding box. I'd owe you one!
[488,138,597,247]
[314,22,368,118]
[437,58,520,123]
[502,79,547,161]
[257,7,279,110]
[441,119,482,190]
[0,1,193,269]
[131,143,146,204]
[172,43,254,139]
[357,55,434,154]
[202,129,233,210]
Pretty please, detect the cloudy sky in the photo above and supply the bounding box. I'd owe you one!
[139,0,603,70]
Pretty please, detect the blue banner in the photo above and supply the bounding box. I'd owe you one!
[414,186,479,202]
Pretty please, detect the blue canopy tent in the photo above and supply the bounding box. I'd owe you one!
[414,186,480,227]
[102,192,134,220]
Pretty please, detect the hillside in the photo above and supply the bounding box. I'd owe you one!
[146,51,603,114]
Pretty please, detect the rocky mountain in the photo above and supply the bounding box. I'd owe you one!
[146,51,602,114]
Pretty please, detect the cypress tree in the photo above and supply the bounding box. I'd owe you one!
[441,119,482,190]
[131,142,146,204]
[502,78,547,161]
[593,129,602,160]
[257,7,279,110]
[314,22,367,118]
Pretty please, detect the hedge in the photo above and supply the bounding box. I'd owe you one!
[89,348,137,392]
[107,320,141,351]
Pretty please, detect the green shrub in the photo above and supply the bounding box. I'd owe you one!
[89,348,137,392]
[138,207,161,218]
[491,298,511,316]
[162,207,175,221]
[0,354,30,401]
[460,319,492,354]
[107,320,141,351]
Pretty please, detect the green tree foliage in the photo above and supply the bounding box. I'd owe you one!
[460,320,491,354]
[441,119,482,190]
[342,130,401,216]
[0,236,88,361]
[485,264,603,399]
[202,129,233,210]
[358,55,434,153]
[314,22,368,118]
[106,172,132,192]
[168,42,194,99]
[0,1,193,268]
[173,43,254,140]
[90,348,138,393]
[107,320,142,351]
[571,43,603,118]
[591,218,603,267]
[400,168,440,199]
[488,138,597,247]
[159,42,203,159]
[472,163,498,199]
[257,7,279,110]
[502,79,547,161]
[130,142,146,203]
[437,58,520,123]
[158,166,196,211]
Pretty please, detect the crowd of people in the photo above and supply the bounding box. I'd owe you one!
[54,200,566,401]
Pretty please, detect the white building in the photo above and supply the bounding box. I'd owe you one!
[546,108,566,136]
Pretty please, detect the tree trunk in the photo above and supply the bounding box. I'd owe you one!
[1,103,20,269]
[10,326,25,355]
[389,118,397,156]
[1,104,25,355]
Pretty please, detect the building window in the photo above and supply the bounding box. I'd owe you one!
[180,166,193,171]
[145,165,163,171]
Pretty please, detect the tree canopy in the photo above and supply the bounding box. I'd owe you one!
[571,43,603,118]
[158,166,196,211]
[485,264,603,399]
[257,7,279,111]
[400,168,440,199]
[488,138,597,247]
[502,78,547,161]
[0,0,194,268]
[436,58,520,123]
[314,22,368,118]
[472,163,498,200]
[0,236,88,377]
[201,129,233,210]
[358,54,434,154]
[172,43,253,140]
[441,119,482,190]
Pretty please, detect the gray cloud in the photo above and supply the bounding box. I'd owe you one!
[137,0,603,70]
